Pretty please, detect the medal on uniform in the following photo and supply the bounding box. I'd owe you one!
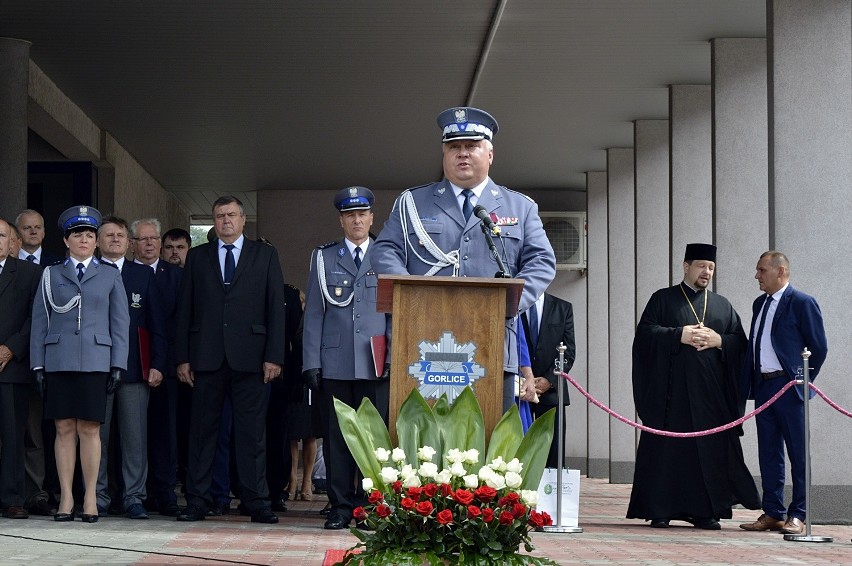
[334,287,343,297]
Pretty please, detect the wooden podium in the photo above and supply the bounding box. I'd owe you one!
[377,275,524,441]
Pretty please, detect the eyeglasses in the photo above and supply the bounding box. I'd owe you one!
[133,236,161,243]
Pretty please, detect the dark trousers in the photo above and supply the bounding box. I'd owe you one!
[147,377,178,504]
[755,377,806,520]
[0,383,29,507]
[531,403,567,469]
[266,381,290,500]
[320,379,389,521]
[186,361,270,513]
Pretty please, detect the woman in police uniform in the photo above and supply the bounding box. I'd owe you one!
[30,206,129,522]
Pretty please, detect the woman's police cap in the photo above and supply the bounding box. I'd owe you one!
[437,107,498,142]
[334,186,374,212]
[58,205,102,235]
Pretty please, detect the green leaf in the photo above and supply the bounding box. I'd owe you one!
[442,387,485,467]
[396,388,440,467]
[432,395,452,468]
[334,397,384,489]
[515,407,556,490]
[357,397,392,452]
[484,404,523,463]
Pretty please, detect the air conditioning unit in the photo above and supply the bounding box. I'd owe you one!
[540,211,587,270]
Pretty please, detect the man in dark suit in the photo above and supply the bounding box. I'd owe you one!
[521,293,575,468]
[175,195,287,524]
[740,251,828,536]
[130,218,184,516]
[0,219,42,518]
[95,216,168,520]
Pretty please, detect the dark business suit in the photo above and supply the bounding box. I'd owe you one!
[175,237,287,512]
[521,293,575,468]
[96,260,168,511]
[0,257,41,508]
[742,284,827,521]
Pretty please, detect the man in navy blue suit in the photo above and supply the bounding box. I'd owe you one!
[95,216,168,520]
[740,251,828,536]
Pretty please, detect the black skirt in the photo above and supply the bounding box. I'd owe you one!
[43,371,109,423]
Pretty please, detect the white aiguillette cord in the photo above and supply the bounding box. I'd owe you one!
[41,266,83,332]
[399,190,460,277]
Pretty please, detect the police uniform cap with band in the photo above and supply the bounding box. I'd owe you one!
[334,186,374,212]
[683,243,717,263]
[58,205,102,235]
[436,107,499,142]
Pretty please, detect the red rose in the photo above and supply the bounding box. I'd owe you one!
[392,481,403,494]
[407,486,423,500]
[441,483,452,497]
[353,506,368,521]
[499,510,515,525]
[498,492,520,507]
[400,497,416,511]
[474,485,497,503]
[375,504,392,518]
[436,509,454,525]
[422,483,439,498]
[452,489,474,505]
[528,510,545,528]
[415,500,434,516]
[541,511,553,526]
[367,490,383,504]
[467,505,482,519]
[512,503,527,519]
[482,507,494,522]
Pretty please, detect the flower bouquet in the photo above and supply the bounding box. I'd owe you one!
[333,386,559,565]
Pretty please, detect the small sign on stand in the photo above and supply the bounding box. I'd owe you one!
[537,468,581,530]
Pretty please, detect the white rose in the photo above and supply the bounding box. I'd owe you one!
[392,448,407,463]
[362,477,374,491]
[463,449,480,465]
[400,464,415,480]
[505,471,522,489]
[521,490,539,506]
[478,466,494,481]
[380,466,400,483]
[485,473,506,490]
[418,462,439,479]
[506,458,523,474]
[490,456,507,472]
[449,462,467,477]
[374,447,391,462]
[446,448,463,464]
[463,474,480,489]
[402,474,422,488]
[436,470,452,484]
[417,446,436,462]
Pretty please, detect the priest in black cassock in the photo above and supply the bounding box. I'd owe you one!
[627,243,760,530]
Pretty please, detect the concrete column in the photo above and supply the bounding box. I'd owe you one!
[0,37,31,220]
[585,171,609,478]
[669,85,712,283]
[606,149,635,483]
[769,0,852,522]
[634,120,670,321]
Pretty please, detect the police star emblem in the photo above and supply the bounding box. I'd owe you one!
[408,332,485,404]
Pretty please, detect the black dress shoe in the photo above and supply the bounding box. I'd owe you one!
[271,498,288,512]
[691,517,721,530]
[250,508,279,524]
[27,500,57,516]
[650,518,669,528]
[324,514,349,530]
[206,501,229,516]
[79,513,99,523]
[54,511,75,522]
[177,504,207,522]
[319,502,332,516]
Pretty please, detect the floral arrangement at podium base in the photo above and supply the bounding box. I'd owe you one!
[333,386,559,566]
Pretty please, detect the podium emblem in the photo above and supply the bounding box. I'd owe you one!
[408,331,485,404]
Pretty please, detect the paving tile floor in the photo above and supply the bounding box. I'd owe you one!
[0,478,848,565]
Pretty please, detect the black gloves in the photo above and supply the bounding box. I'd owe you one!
[302,368,321,390]
[108,367,124,394]
[380,363,391,380]
[34,369,46,398]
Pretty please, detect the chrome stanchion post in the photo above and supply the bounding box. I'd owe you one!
[784,347,832,543]
[542,342,582,533]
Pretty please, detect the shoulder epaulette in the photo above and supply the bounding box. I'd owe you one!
[500,185,535,203]
[317,241,338,250]
[285,283,301,292]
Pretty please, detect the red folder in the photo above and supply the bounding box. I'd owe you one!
[138,327,151,380]
[370,335,387,378]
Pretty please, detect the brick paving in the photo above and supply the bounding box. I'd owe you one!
[0,478,848,565]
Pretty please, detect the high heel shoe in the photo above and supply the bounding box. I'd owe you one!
[79,513,99,523]
[299,490,312,501]
[54,510,75,522]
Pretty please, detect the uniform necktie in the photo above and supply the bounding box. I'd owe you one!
[76,262,85,281]
[753,295,773,374]
[26,254,36,263]
[354,246,362,270]
[223,244,235,285]
[528,303,539,349]
[461,189,474,221]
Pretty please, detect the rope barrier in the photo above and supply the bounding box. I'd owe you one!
[559,372,852,438]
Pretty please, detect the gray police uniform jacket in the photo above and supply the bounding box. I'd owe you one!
[30,258,130,373]
[371,178,556,373]
[302,240,389,380]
